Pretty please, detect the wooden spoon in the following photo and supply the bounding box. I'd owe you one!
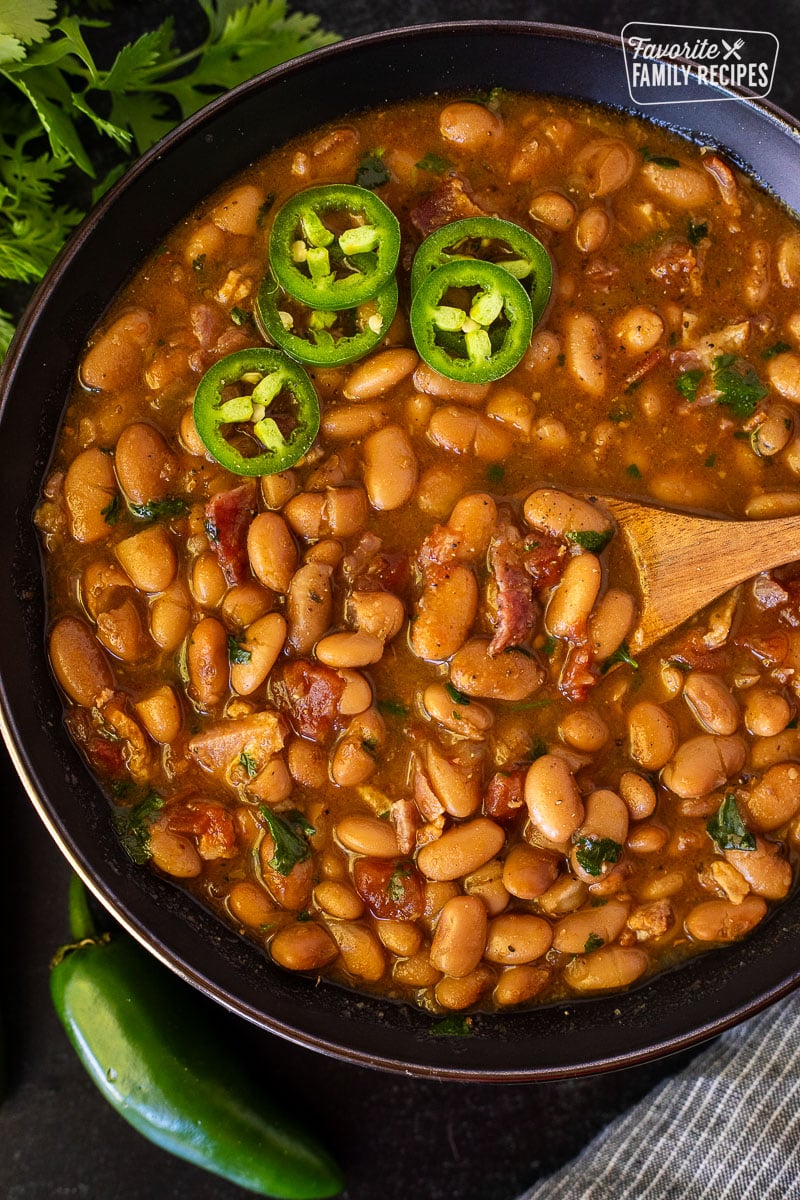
[597,496,800,653]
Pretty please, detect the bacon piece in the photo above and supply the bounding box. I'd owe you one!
[188,710,285,775]
[410,176,487,237]
[523,531,567,591]
[167,800,237,860]
[560,641,597,702]
[413,761,446,821]
[483,769,526,824]
[352,857,425,920]
[702,153,739,211]
[66,709,127,778]
[624,347,665,388]
[272,659,345,742]
[488,522,538,656]
[650,239,702,296]
[391,798,420,856]
[205,482,257,585]
[583,257,620,292]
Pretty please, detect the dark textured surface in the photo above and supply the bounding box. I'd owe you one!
[2,2,799,1198]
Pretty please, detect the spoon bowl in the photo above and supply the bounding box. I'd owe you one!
[599,496,800,652]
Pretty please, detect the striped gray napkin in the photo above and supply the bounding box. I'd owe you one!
[518,992,800,1200]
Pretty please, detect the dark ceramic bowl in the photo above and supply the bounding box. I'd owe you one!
[2,21,800,1081]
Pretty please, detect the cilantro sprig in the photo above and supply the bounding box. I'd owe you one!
[707,794,756,853]
[260,806,315,876]
[0,0,338,357]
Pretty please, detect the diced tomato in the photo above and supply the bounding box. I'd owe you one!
[167,800,237,860]
[353,857,425,921]
[272,659,346,741]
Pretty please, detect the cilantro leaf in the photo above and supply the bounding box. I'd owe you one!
[762,341,792,360]
[239,751,257,778]
[575,836,622,876]
[640,147,679,168]
[128,496,189,522]
[712,354,768,419]
[260,806,315,875]
[227,635,251,665]
[707,794,756,852]
[431,1015,472,1037]
[564,528,612,552]
[355,149,389,190]
[377,698,409,718]
[0,1,56,46]
[676,368,703,402]
[416,152,450,174]
[386,861,411,902]
[601,641,639,673]
[687,220,708,245]
[113,792,164,865]
[584,933,605,953]
[444,681,471,706]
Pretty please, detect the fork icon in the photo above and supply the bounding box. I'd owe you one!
[722,37,745,60]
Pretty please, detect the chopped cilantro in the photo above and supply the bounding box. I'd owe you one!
[541,634,557,657]
[687,220,708,245]
[601,641,639,673]
[296,910,312,922]
[575,836,622,876]
[676,368,704,402]
[192,254,206,272]
[239,751,257,778]
[486,463,505,485]
[527,736,548,761]
[260,807,315,876]
[556,353,566,367]
[227,636,251,665]
[230,307,251,326]
[762,341,792,359]
[416,152,451,174]
[101,496,120,526]
[712,354,768,419]
[565,529,613,553]
[626,463,642,479]
[128,496,189,522]
[503,698,553,711]
[355,150,389,189]
[378,698,409,718]
[707,794,756,852]
[608,407,633,424]
[640,147,680,168]
[386,862,411,902]
[256,195,276,227]
[584,933,605,953]
[704,454,717,469]
[431,1015,472,1037]
[361,737,379,757]
[113,793,164,865]
[445,682,471,706]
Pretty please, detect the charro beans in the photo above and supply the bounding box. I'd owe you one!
[41,90,800,1016]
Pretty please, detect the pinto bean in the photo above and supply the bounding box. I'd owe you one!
[149,580,192,651]
[314,880,365,920]
[148,826,202,878]
[422,683,493,740]
[588,589,636,661]
[553,899,630,955]
[327,922,386,982]
[545,553,602,641]
[413,362,490,405]
[348,591,405,643]
[187,616,229,710]
[49,615,114,706]
[502,844,560,899]
[439,102,503,150]
[134,684,182,744]
[627,701,678,771]
[80,308,152,391]
[525,754,584,845]
[563,312,607,396]
[363,425,418,511]
[575,138,637,196]
[270,921,339,971]
[247,512,297,593]
[411,563,478,661]
[316,631,383,669]
[575,206,610,252]
[115,526,177,593]
[642,161,713,207]
[661,734,746,799]
[343,348,418,400]
[211,183,264,235]
[322,402,391,441]
[220,581,273,629]
[286,562,333,655]
[228,880,278,929]
[64,448,118,543]
[449,638,545,702]
[524,488,611,540]
[191,551,227,609]
[284,487,368,541]
[559,708,609,752]
[767,353,800,404]
[378,920,423,957]
[96,595,150,663]
[484,913,552,966]
[417,818,505,882]
[744,689,792,738]
[336,814,399,858]
[619,771,657,820]
[725,839,792,900]
[529,190,575,230]
[613,306,664,354]
[429,895,488,977]
[230,612,286,696]
[683,672,740,736]
[494,965,551,1007]
[685,895,767,942]
[741,762,800,831]
[626,823,668,855]
[564,945,648,992]
[115,423,177,506]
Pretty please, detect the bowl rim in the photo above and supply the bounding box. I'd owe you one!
[3,17,800,1081]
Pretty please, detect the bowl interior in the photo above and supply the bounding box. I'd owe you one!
[3,21,800,1080]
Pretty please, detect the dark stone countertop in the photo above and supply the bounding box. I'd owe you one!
[2,2,798,1197]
